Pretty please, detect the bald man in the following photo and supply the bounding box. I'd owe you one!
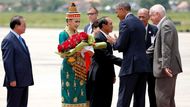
[149,4,183,107]
[137,8,157,107]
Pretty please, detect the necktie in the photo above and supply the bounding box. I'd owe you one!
[19,36,26,50]
[145,29,147,41]
[87,24,92,34]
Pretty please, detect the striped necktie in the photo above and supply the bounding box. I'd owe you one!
[87,24,92,34]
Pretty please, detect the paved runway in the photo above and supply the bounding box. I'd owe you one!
[0,28,189,107]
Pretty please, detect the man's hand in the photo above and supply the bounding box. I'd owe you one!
[107,34,117,44]
[164,68,173,77]
[10,81,16,87]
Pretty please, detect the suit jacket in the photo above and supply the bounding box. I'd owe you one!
[1,31,34,87]
[89,31,122,82]
[145,24,158,50]
[84,23,90,33]
[146,24,158,69]
[113,14,149,77]
[153,17,183,77]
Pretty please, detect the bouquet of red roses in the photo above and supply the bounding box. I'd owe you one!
[57,32,106,81]
[58,32,89,53]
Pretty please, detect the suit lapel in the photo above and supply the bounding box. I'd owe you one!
[157,17,167,31]
[154,18,167,46]
[99,32,107,42]
[99,32,113,51]
[154,18,169,56]
[11,32,29,55]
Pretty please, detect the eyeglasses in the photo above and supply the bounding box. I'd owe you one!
[87,13,96,16]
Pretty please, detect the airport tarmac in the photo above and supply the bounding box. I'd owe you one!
[0,28,189,107]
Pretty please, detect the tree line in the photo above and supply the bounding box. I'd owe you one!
[0,0,179,12]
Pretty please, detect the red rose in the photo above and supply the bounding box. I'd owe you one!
[79,32,88,40]
[69,38,76,48]
[62,41,70,50]
[57,44,63,52]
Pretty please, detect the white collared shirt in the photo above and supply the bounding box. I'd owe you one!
[87,22,93,35]
[145,25,148,41]
[10,29,20,39]
[145,24,148,31]
[100,30,109,39]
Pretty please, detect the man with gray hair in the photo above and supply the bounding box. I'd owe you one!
[149,4,183,107]
[137,8,158,107]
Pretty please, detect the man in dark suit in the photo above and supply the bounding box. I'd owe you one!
[113,2,149,107]
[137,8,158,107]
[88,16,122,107]
[1,15,34,107]
[149,4,183,107]
[84,6,99,35]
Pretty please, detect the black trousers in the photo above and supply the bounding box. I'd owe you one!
[89,79,113,107]
[146,56,157,107]
[7,87,28,107]
[147,72,157,107]
[117,73,147,107]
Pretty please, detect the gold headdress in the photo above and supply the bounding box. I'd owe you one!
[66,2,80,19]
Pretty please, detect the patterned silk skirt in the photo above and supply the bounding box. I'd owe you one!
[61,59,89,107]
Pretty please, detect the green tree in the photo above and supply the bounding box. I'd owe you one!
[140,0,170,9]
[140,0,155,9]
[155,0,170,9]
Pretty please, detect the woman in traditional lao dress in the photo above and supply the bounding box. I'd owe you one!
[58,3,88,107]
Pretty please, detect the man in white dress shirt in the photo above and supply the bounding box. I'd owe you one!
[84,6,98,35]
